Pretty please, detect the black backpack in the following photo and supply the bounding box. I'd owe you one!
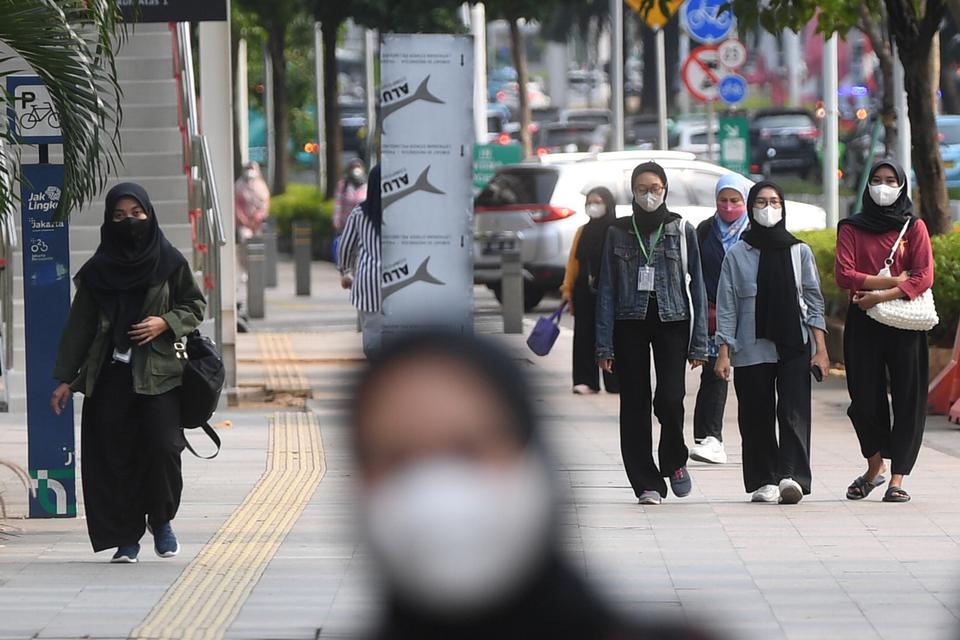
[178,330,225,459]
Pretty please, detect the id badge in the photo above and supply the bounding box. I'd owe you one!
[637,266,656,291]
[707,336,720,359]
[112,347,132,364]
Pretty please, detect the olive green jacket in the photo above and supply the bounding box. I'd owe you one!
[53,262,206,397]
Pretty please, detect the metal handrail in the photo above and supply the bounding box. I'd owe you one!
[170,22,227,350]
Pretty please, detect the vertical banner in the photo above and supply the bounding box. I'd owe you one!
[380,34,475,337]
[21,163,75,517]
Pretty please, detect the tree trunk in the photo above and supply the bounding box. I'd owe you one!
[509,18,532,157]
[905,51,950,234]
[939,32,960,113]
[858,6,898,154]
[641,25,655,113]
[665,16,680,110]
[267,22,289,195]
[321,20,342,201]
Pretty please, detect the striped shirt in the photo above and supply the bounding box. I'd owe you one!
[338,206,381,312]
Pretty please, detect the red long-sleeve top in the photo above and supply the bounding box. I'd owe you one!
[835,219,934,300]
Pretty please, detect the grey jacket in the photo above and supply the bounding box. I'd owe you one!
[595,219,709,362]
[715,240,827,367]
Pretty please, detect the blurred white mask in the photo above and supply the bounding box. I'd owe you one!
[868,183,903,207]
[585,203,607,219]
[752,206,783,228]
[362,455,553,615]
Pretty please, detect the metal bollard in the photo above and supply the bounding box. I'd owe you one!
[500,234,524,334]
[292,220,312,296]
[263,218,278,287]
[246,239,266,319]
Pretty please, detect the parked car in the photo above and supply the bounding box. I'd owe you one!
[937,115,960,188]
[534,122,609,155]
[532,106,561,125]
[750,109,821,179]
[625,114,678,149]
[488,67,517,103]
[473,152,827,310]
[567,69,610,109]
[673,120,720,161]
[486,104,512,144]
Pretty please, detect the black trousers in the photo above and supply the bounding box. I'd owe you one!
[693,356,727,442]
[81,360,185,552]
[613,300,690,498]
[572,286,619,392]
[733,353,812,494]
[844,305,928,475]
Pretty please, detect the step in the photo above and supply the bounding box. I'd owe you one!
[72,199,190,226]
[117,57,175,81]
[118,127,184,153]
[122,79,179,105]
[66,223,193,253]
[114,151,185,177]
[116,29,176,59]
[120,103,180,129]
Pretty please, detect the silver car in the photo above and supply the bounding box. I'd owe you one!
[473,151,827,310]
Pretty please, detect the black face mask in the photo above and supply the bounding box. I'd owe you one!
[113,217,150,256]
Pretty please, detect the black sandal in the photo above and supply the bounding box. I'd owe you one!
[845,474,886,500]
[882,485,911,503]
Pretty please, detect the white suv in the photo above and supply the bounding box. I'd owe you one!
[473,151,827,310]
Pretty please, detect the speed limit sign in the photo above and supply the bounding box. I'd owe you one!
[718,39,747,70]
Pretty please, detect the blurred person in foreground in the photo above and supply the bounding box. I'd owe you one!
[339,165,382,357]
[335,158,369,234]
[234,161,270,241]
[560,186,620,395]
[689,173,754,465]
[351,332,717,640]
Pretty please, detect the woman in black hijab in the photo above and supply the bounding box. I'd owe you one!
[561,186,619,395]
[594,162,710,505]
[836,160,935,503]
[714,181,829,504]
[51,183,205,563]
[353,332,719,640]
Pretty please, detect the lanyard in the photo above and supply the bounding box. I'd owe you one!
[630,217,664,263]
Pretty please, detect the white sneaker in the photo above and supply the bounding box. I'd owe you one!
[779,478,803,504]
[572,384,597,395]
[689,436,727,464]
[751,484,780,503]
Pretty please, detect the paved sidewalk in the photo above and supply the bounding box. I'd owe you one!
[1,259,959,639]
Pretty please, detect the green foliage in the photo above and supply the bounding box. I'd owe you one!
[351,0,467,33]
[794,227,960,346]
[269,183,334,239]
[0,0,126,219]
[724,0,877,36]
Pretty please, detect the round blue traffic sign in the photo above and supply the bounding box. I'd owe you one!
[683,0,735,44]
[719,74,747,105]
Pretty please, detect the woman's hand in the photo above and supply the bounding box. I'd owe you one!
[340,274,353,290]
[128,316,169,346]
[689,359,705,370]
[811,351,830,381]
[853,290,884,310]
[715,354,732,382]
[896,271,910,284]
[599,359,614,373]
[50,383,70,416]
[562,292,574,316]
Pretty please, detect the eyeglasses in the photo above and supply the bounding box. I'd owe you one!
[634,185,664,196]
[753,197,782,208]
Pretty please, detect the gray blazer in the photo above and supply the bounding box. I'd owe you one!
[715,240,827,368]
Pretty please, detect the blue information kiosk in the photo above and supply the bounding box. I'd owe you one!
[7,76,75,518]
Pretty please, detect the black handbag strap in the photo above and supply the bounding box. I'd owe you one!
[183,422,221,459]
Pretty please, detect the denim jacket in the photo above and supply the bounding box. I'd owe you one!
[595,219,709,362]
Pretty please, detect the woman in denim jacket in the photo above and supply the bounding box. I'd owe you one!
[596,162,710,505]
[714,181,829,505]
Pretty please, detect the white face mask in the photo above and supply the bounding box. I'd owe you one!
[362,456,553,616]
[869,183,903,207]
[634,191,664,213]
[752,206,783,228]
[585,203,607,219]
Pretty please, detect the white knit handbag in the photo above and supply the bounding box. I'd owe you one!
[865,219,938,331]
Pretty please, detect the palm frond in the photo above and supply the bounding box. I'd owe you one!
[0,0,125,220]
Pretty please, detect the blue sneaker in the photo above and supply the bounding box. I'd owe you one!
[670,466,693,498]
[149,521,180,558]
[111,543,140,563]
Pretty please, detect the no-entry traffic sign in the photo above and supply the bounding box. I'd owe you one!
[682,45,721,103]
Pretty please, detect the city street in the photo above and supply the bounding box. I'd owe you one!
[2,260,960,639]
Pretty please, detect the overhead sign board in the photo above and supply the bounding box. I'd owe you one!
[118,0,227,22]
[682,0,735,44]
[625,0,684,29]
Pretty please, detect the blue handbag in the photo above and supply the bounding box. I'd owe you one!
[526,301,567,356]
